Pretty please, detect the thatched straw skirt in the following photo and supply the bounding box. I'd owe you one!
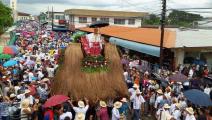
[51,43,129,104]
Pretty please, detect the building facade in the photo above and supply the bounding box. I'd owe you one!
[64,9,148,29]
[17,12,32,21]
[46,12,68,31]
[172,28,212,70]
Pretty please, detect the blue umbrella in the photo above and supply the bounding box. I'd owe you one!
[3,60,18,67]
[9,45,19,54]
[184,89,212,107]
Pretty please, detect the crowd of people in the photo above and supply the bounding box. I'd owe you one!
[0,20,211,120]
[121,53,212,120]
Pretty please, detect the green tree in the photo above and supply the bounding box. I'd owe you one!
[168,10,203,27]
[0,1,13,34]
[143,14,160,25]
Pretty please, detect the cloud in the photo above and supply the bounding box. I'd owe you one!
[15,0,212,17]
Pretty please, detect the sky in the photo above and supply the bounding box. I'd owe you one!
[4,0,212,17]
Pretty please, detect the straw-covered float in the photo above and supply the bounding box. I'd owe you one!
[52,22,128,104]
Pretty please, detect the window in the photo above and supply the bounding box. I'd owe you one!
[55,15,60,20]
[92,17,97,23]
[70,15,74,23]
[114,18,125,25]
[100,17,109,23]
[79,17,87,23]
[128,19,135,25]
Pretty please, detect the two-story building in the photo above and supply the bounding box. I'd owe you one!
[17,12,32,21]
[46,11,68,31]
[64,9,148,29]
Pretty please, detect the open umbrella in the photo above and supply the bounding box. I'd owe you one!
[0,54,11,60]
[43,95,69,108]
[9,45,19,54]
[3,46,15,55]
[169,73,188,82]
[3,60,18,67]
[184,89,212,107]
[89,21,109,28]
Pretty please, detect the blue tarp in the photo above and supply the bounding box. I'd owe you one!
[109,37,160,57]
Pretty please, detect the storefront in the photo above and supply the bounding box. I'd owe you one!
[173,47,212,71]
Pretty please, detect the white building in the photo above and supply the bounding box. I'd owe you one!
[64,9,148,29]
[173,28,212,70]
[17,12,31,20]
[46,12,68,31]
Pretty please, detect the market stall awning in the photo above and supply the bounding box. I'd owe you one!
[109,37,160,57]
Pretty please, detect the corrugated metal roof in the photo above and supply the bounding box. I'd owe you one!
[78,26,176,48]
[18,12,30,16]
[175,29,212,48]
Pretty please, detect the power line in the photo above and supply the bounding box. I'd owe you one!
[168,8,212,10]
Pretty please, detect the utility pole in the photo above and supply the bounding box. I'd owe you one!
[159,0,166,68]
[52,6,53,30]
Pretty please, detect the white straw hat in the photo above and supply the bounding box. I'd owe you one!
[78,101,85,108]
[100,101,107,107]
[186,107,194,115]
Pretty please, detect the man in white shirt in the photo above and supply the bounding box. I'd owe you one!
[37,69,44,80]
[130,89,145,120]
[112,101,122,120]
[156,104,171,120]
[17,89,34,105]
[69,99,89,120]
[59,106,72,120]
[46,65,55,78]
[128,84,138,108]
[172,103,181,120]
[28,70,34,82]
[185,107,196,120]
[155,89,164,109]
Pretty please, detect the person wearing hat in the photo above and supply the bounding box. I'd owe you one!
[119,98,130,120]
[128,84,138,109]
[164,86,172,99]
[155,89,164,109]
[156,104,171,120]
[20,99,32,120]
[172,103,181,120]
[169,98,178,114]
[17,89,34,105]
[130,89,145,120]
[185,107,196,120]
[69,98,89,120]
[96,101,110,120]
[112,101,122,120]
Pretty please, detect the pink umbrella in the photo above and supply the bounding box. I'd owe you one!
[3,46,15,55]
[43,95,69,108]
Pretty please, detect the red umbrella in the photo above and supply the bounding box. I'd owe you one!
[3,46,15,55]
[43,95,69,108]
